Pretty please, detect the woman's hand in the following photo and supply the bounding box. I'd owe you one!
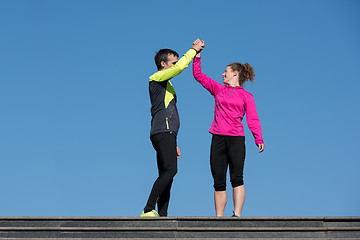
[257,143,264,153]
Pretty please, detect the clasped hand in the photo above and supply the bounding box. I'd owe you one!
[192,39,205,55]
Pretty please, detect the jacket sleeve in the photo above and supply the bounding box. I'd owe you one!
[245,93,264,145]
[192,56,223,96]
[149,49,197,82]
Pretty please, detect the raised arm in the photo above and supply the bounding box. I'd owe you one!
[150,40,204,82]
[150,49,196,82]
[192,56,223,96]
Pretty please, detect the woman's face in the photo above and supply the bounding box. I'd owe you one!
[222,66,237,85]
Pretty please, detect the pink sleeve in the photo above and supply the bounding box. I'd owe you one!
[192,57,223,96]
[245,93,264,145]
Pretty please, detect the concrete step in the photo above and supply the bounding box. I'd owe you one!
[0,216,359,239]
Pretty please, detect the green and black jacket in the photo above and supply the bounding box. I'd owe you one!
[149,48,197,137]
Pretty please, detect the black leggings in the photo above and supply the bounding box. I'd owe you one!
[144,132,177,216]
[210,134,246,191]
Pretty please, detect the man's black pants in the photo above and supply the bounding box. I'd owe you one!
[144,132,177,216]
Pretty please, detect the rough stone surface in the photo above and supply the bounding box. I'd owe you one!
[0,217,359,239]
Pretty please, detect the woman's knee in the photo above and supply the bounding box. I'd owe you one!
[213,178,226,191]
[230,176,244,188]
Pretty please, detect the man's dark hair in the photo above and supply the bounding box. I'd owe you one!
[155,49,179,70]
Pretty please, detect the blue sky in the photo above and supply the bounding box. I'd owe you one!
[0,0,359,217]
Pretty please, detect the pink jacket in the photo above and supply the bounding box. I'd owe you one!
[193,57,264,145]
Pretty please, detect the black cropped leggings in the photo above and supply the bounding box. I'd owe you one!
[210,134,246,191]
[144,132,177,216]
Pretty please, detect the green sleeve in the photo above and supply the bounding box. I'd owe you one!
[149,49,197,82]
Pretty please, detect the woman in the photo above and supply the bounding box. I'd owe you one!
[192,42,264,217]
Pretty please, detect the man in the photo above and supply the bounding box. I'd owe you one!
[141,40,204,217]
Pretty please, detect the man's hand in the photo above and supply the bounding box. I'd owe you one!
[257,143,265,153]
[193,39,201,45]
[176,146,181,159]
[192,39,205,53]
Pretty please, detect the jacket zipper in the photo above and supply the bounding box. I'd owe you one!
[166,117,169,129]
[231,87,234,96]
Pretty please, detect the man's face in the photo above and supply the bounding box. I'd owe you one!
[161,54,178,70]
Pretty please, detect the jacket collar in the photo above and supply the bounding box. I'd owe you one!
[225,84,243,89]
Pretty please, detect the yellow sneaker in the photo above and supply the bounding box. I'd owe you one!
[140,210,160,217]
